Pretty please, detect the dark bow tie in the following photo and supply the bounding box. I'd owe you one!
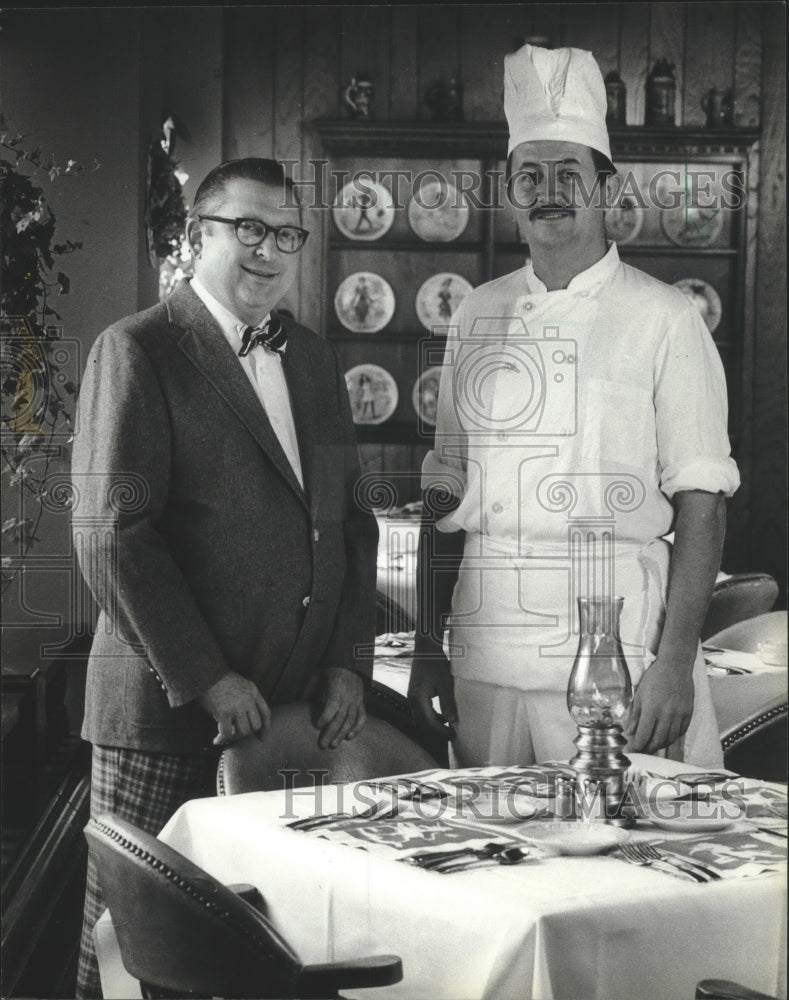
[238,316,287,357]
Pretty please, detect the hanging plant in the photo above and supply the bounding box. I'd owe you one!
[1,118,99,591]
[145,115,193,299]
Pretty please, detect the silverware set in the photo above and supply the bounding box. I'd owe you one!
[618,841,721,882]
[407,842,530,873]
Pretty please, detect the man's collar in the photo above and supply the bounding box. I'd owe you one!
[524,242,620,295]
[189,277,270,341]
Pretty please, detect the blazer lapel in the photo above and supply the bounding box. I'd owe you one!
[168,283,308,509]
[279,319,321,513]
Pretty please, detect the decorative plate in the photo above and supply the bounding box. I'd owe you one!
[520,822,631,856]
[344,364,398,425]
[332,180,395,242]
[660,204,724,246]
[334,272,395,333]
[412,366,443,426]
[407,179,470,242]
[673,278,722,333]
[605,197,645,245]
[415,272,473,331]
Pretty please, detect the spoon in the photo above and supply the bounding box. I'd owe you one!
[419,844,529,873]
[411,842,505,868]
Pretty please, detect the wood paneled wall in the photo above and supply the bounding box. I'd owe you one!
[203,3,775,523]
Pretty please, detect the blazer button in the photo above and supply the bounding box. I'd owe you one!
[302,595,311,607]
[313,529,320,542]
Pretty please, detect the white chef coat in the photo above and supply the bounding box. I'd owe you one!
[421,244,739,767]
[191,277,304,488]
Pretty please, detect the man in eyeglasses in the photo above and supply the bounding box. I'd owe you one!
[72,158,377,997]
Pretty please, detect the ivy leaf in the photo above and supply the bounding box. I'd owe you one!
[2,517,33,540]
[16,432,44,455]
[9,466,31,487]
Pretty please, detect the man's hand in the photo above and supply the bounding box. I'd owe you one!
[314,667,366,749]
[197,671,271,747]
[625,489,725,757]
[408,653,458,742]
[625,656,695,755]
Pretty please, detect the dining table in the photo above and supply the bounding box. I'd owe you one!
[94,752,787,1000]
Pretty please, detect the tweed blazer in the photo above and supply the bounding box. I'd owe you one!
[72,281,378,752]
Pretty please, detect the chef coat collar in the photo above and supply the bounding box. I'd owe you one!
[523,241,620,296]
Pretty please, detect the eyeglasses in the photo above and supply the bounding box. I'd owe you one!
[198,215,309,253]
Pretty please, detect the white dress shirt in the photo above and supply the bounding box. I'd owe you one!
[190,277,304,488]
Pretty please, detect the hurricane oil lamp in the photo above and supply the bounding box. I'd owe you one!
[567,596,634,826]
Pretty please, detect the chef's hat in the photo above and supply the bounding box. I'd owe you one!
[504,43,612,161]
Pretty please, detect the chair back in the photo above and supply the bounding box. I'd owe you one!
[85,813,303,999]
[375,589,415,635]
[218,701,439,795]
[720,694,788,783]
[705,610,787,654]
[367,679,449,767]
[701,574,779,640]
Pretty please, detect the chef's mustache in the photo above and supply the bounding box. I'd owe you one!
[529,204,575,221]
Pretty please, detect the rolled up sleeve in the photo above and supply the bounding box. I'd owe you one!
[655,304,740,499]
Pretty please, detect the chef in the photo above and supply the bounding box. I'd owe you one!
[408,43,739,767]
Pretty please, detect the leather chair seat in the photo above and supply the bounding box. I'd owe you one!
[86,813,402,999]
[218,701,439,795]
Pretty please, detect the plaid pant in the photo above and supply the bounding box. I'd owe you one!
[76,745,218,999]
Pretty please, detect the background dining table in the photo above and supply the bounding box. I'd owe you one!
[94,753,786,1000]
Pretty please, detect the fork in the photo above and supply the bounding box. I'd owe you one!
[619,842,717,882]
[618,842,700,881]
[635,842,722,881]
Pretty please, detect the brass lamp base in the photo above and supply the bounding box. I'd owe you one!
[570,725,635,827]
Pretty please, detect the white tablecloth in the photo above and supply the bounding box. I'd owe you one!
[96,755,786,1000]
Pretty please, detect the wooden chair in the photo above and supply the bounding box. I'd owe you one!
[701,574,779,641]
[85,813,402,999]
[217,700,440,795]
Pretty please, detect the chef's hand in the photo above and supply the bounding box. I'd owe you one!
[408,652,457,742]
[314,667,366,749]
[198,671,271,746]
[625,656,695,755]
